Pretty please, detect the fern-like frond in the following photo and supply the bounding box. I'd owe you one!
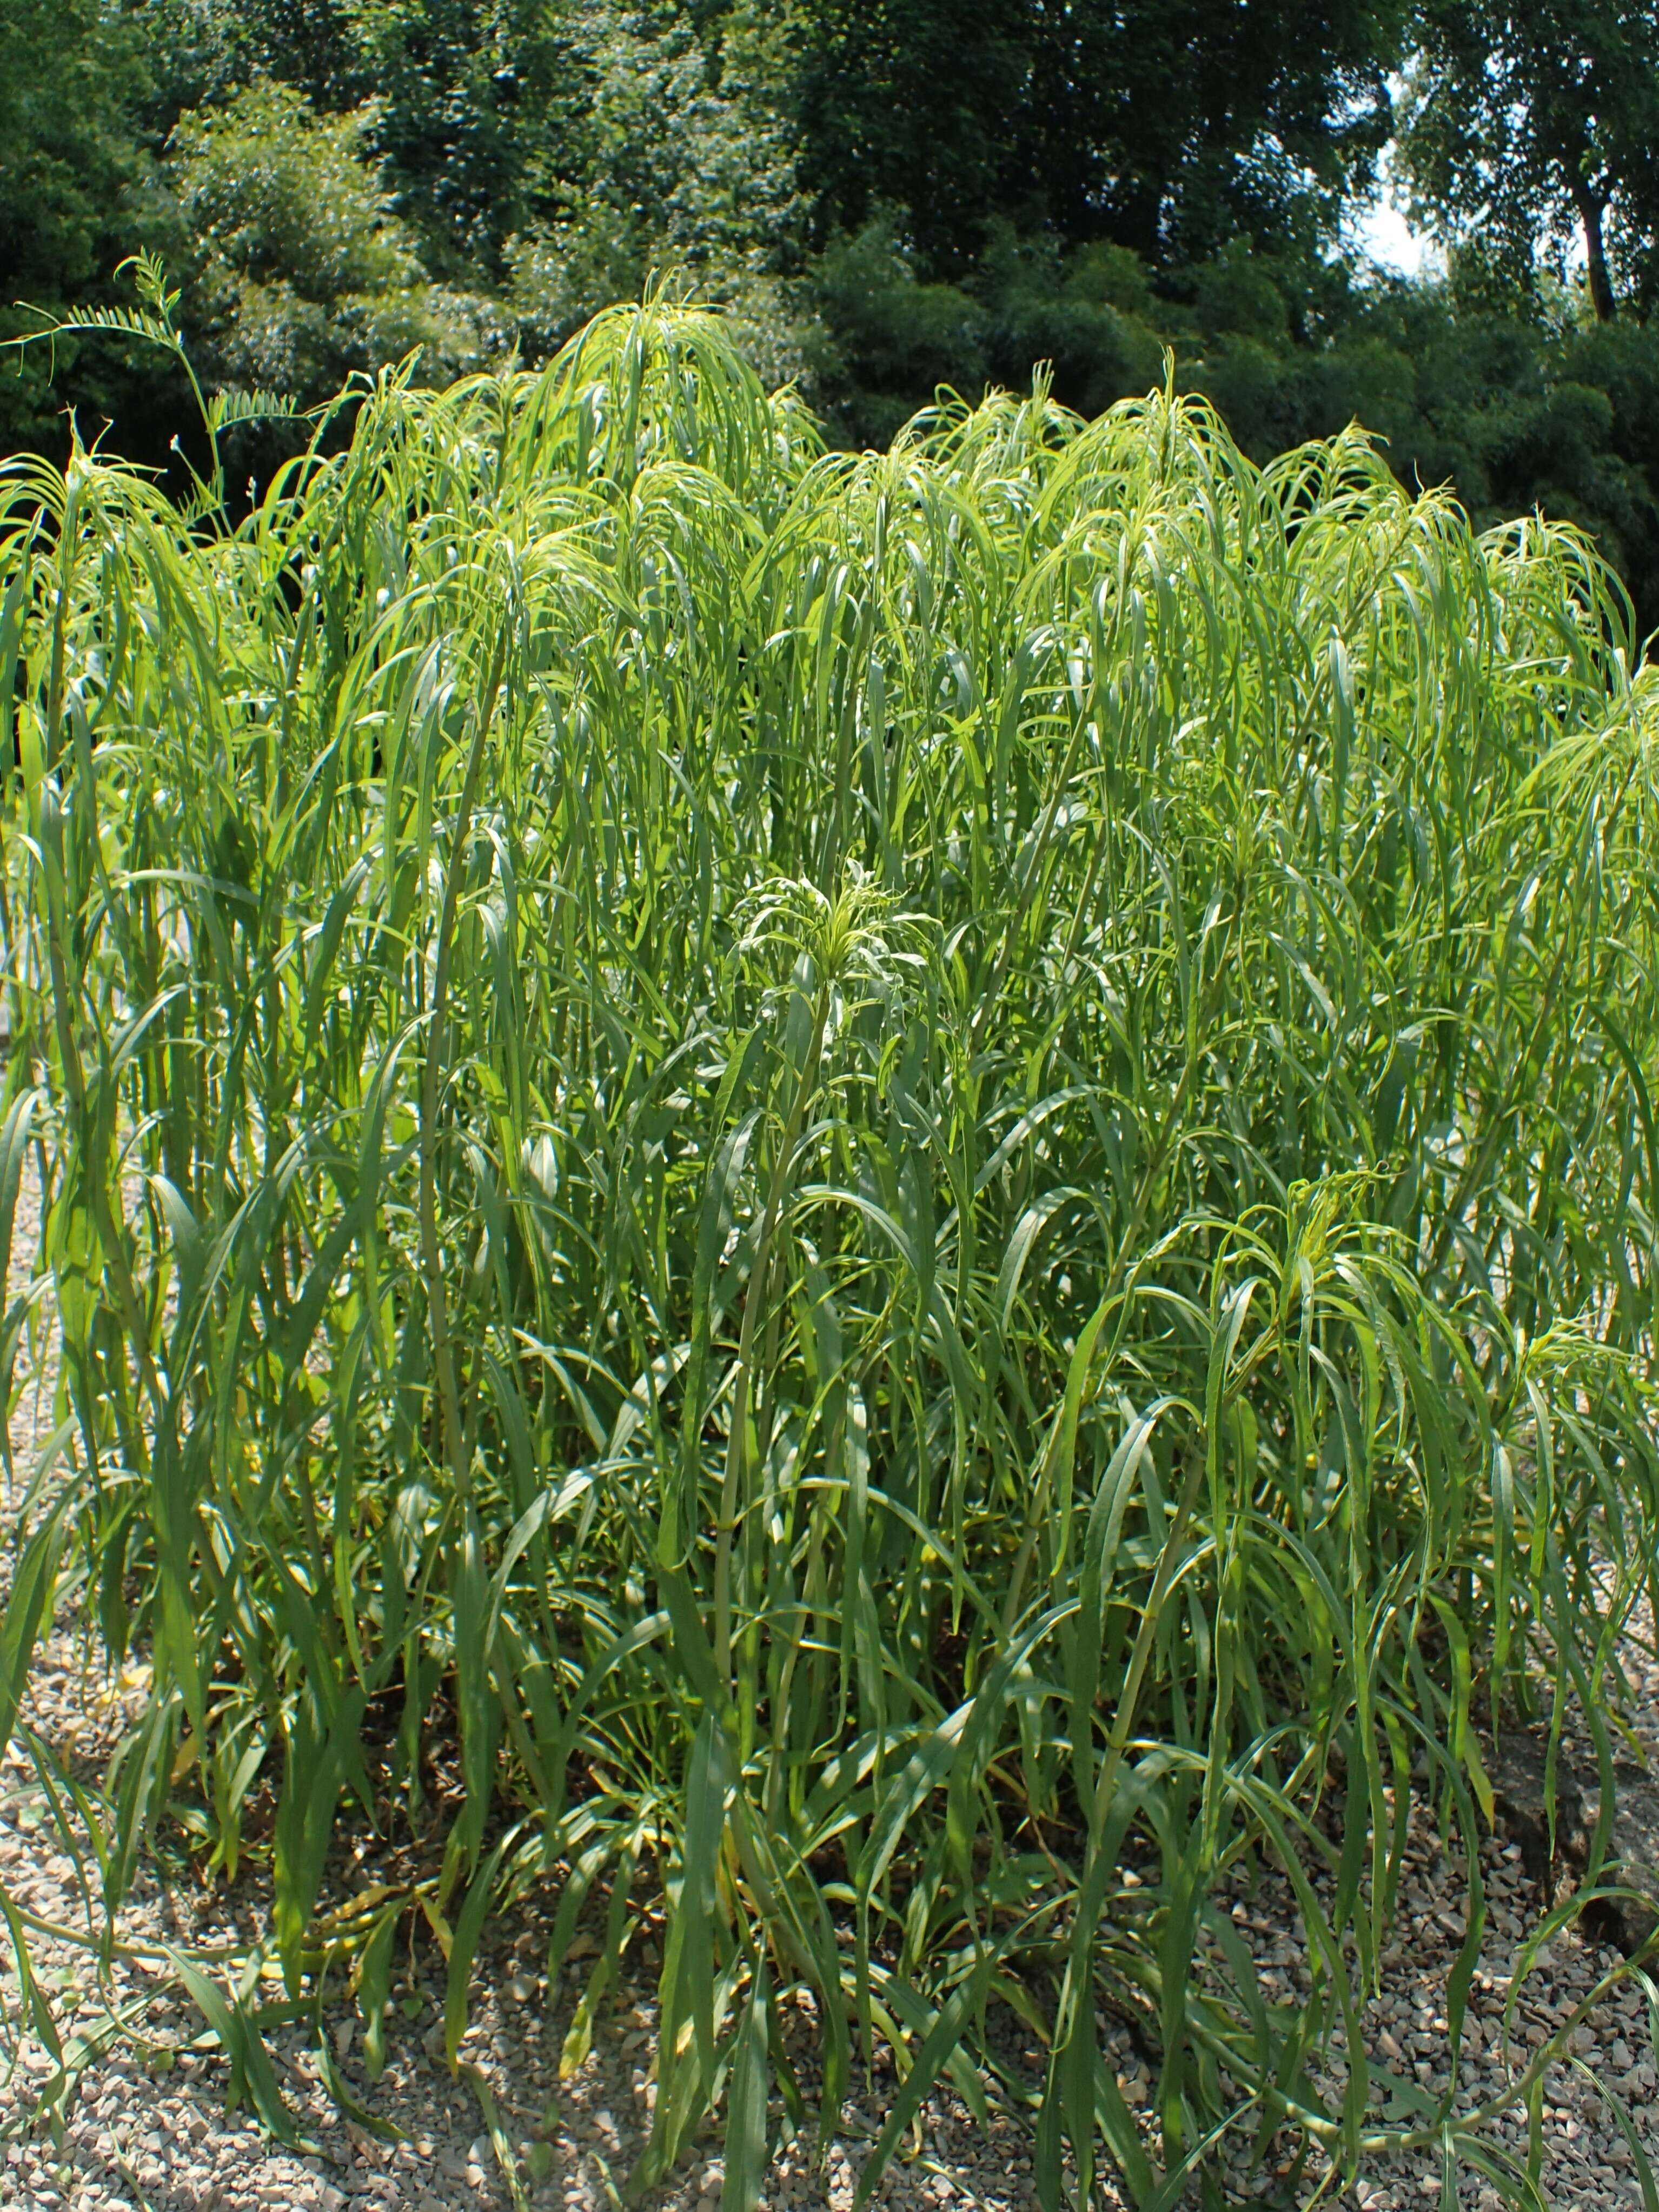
[207,388,302,434]
[4,304,184,354]
[117,250,182,324]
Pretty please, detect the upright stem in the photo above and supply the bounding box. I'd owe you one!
[418,630,508,1500]
[712,978,831,1692]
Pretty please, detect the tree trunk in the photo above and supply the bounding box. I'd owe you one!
[1572,178,1617,321]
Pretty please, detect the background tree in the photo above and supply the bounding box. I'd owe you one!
[166,80,499,399]
[0,0,147,446]
[1397,0,1659,321]
[785,0,1408,273]
[335,0,575,274]
[499,0,811,380]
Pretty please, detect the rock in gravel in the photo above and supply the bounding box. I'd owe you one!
[1489,1724,1592,1883]
[1490,1719,1659,1956]
[1579,1765,1659,1957]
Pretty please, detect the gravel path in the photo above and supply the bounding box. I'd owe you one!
[2,1153,1656,2210]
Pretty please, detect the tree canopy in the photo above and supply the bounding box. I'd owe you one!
[1398,0,1659,320]
[786,0,1407,268]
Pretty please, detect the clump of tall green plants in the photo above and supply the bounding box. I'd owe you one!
[3,297,1659,2207]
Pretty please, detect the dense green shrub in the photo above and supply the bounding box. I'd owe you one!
[0,0,150,447]
[166,82,502,398]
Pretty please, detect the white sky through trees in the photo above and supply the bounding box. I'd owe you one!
[1357,191,1434,272]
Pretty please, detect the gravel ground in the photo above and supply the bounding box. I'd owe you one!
[2,1152,1656,2210]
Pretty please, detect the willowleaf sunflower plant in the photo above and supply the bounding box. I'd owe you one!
[2,288,1659,2208]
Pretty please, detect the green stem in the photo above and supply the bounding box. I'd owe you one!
[713,978,830,1692]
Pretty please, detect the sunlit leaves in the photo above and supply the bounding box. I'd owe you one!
[2,299,1658,2203]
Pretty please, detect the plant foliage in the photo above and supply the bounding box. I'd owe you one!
[3,300,1659,2204]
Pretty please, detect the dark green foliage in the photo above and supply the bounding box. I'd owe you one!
[783,0,1405,269]
[0,0,150,446]
[497,0,809,377]
[165,81,501,397]
[4,0,812,454]
[338,0,574,269]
